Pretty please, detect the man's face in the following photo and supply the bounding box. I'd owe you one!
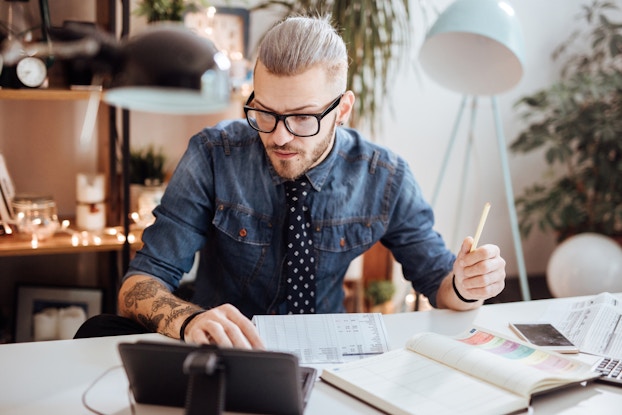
[251,63,343,181]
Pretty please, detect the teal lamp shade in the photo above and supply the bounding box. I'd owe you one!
[418,0,525,95]
[103,25,231,114]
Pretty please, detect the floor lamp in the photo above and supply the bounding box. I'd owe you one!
[419,0,531,300]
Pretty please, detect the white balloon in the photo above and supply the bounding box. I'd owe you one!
[547,233,622,297]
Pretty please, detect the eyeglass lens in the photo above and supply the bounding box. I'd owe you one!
[246,111,320,137]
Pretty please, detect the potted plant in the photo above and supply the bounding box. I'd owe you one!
[129,146,167,227]
[510,1,622,243]
[134,0,209,23]
[130,145,166,187]
[365,280,396,314]
[251,0,411,135]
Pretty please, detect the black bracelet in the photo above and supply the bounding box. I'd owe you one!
[452,275,478,303]
[179,310,205,342]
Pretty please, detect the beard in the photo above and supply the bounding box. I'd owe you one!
[266,120,336,181]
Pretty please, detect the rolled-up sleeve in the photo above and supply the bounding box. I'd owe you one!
[381,159,455,307]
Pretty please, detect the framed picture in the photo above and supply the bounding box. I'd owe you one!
[184,6,250,58]
[14,285,102,342]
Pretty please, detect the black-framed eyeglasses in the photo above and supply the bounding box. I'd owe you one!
[244,92,343,137]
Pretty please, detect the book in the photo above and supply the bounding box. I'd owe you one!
[252,313,391,364]
[0,154,15,234]
[320,327,600,415]
[0,154,15,215]
[0,196,11,235]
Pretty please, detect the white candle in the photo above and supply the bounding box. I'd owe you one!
[33,308,59,341]
[58,306,87,340]
[76,202,106,231]
[76,173,105,203]
[76,173,106,231]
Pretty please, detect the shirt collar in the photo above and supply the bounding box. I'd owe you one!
[267,128,344,192]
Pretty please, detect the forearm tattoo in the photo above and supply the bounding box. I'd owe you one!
[123,278,161,309]
[124,278,197,337]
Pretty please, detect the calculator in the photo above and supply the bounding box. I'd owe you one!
[592,356,622,385]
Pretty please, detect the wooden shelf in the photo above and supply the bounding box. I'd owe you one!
[0,228,142,257]
[0,88,101,101]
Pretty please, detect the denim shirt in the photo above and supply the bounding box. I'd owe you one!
[126,120,455,317]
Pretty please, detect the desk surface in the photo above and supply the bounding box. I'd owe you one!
[1,296,622,414]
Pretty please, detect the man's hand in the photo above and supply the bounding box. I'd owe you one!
[454,236,506,301]
[438,237,506,310]
[183,303,265,349]
[118,275,265,349]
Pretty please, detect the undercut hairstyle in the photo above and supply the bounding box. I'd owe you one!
[257,15,348,91]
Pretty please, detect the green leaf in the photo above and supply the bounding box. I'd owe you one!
[510,1,622,239]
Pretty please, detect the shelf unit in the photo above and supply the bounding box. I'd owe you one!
[0,89,99,100]
[0,1,128,322]
[0,229,142,257]
[1,1,248,345]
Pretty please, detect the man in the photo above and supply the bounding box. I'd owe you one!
[79,15,506,347]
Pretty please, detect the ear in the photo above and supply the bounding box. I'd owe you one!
[336,90,355,125]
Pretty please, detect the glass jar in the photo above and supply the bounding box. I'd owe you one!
[11,194,59,240]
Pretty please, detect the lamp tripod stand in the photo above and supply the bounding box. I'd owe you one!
[431,95,531,301]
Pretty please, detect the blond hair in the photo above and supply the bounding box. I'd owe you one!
[257,15,348,91]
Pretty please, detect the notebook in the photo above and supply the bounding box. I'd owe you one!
[118,340,316,415]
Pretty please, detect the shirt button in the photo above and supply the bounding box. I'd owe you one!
[239,228,247,237]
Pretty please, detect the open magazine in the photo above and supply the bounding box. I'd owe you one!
[320,327,599,415]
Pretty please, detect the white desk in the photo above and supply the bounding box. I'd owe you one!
[1,296,622,414]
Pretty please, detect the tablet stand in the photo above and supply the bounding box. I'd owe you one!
[183,351,226,415]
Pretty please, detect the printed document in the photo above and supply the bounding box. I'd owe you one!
[539,292,622,358]
[252,313,390,364]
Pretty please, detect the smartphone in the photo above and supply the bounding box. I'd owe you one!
[509,323,579,353]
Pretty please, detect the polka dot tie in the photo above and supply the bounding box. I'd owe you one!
[284,180,316,314]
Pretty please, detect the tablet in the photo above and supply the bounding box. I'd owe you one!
[118,340,316,415]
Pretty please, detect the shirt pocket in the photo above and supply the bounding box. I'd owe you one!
[212,204,274,277]
[313,221,376,284]
[314,220,375,252]
[213,204,273,246]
